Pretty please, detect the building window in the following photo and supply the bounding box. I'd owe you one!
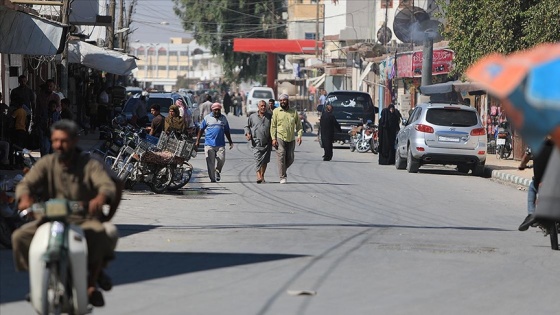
[158,66,166,71]
[381,0,393,9]
[180,51,188,56]
[147,48,156,56]
[305,33,316,40]
[179,66,189,71]
[169,66,178,70]
[169,51,178,56]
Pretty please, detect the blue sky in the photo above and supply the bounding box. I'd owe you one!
[128,0,191,43]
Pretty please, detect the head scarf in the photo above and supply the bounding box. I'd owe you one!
[211,102,222,110]
[169,105,180,116]
[279,93,289,100]
[175,98,185,107]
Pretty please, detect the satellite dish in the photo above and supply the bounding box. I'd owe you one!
[393,5,443,44]
[377,26,393,45]
[393,6,430,43]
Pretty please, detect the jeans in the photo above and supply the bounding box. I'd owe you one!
[527,180,537,214]
[276,139,295,179]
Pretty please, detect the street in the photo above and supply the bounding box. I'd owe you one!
[1,115,559,315]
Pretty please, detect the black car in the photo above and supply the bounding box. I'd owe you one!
[317,90,377,147]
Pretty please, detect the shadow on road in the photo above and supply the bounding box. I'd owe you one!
[0,250,305,304]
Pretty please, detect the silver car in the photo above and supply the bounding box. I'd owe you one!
[395,103,486,176]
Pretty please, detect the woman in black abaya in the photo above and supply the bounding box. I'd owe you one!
[378,104,402,165]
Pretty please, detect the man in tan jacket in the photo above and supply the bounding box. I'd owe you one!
[13,119,119,307]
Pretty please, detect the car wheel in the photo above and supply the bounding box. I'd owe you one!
[406,147,420,173]
[472,163,485,177]
[457,164,470,174]
[395,148,406,170]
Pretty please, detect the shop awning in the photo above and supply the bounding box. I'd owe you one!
[0,7,68,55]
[68,40,137,75]
[420,80,486,95]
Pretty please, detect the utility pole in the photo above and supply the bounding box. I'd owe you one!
[106,0,115,49]
[315,0,320,58]
[61,0,70,97]
[118,0,124,49]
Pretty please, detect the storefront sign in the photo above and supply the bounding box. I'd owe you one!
[396,49,454,78]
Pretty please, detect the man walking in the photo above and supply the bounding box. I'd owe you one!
[320,104,341,161]
[195,103,234,182]
[199,94,213,121]
[270,94,303,184]
[245,100,272,183]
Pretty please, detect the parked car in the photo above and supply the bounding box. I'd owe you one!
[394,102,486,176]
[246,87,275,116]
[120,92,191,127]
[316,90,377,148]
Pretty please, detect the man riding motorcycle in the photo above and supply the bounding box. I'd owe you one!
[12,119,121,307]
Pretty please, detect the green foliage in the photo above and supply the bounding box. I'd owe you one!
[173,0,286,84]
[439,0,560,76]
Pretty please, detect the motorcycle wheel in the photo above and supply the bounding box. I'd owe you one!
[495,146,503,160]
[356,139,371,153]
[0,219,12,249]
[371,138,379,154]
[42,262,64,315]
[501,149,512,159]
[167,163,193,191]
[148,165,173,194]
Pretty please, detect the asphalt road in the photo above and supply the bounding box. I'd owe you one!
[1,114,559,315]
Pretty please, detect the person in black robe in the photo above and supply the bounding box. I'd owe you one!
[222,91,233,115]
[320,104,341,161]
[378,104,402,165]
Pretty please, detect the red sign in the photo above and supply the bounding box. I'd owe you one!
[396,49,454,78]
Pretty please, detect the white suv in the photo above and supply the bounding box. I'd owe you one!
[246,87,275,116]
[395,103,487,176]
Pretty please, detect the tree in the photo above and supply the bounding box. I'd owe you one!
[173,0,286,84]
[439,0,560,76]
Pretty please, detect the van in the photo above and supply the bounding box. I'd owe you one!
[317,90,377,147]
[246,87,275,116]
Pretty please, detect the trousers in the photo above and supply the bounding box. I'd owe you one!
[276,139,295,179]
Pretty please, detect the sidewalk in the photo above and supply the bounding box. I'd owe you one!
[0,131,104,180]
[307,112,531,188]
[485,154,532,188]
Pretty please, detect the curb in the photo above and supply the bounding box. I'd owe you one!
[486,167,531,188]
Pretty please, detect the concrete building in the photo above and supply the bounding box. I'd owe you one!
[128,38,223,91]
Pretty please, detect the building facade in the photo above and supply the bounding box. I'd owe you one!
[128,38,223,91]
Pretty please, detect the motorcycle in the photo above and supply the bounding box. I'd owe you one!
[106,131,174,193]
[495,122,512,159]
[299,109,313,133]
[348,124,363,152]
[355,121,378,154]
[26,199,90,315]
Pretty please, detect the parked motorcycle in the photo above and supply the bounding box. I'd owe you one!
[106,131,174,193]
[348,124,363,152]
[355,121,378,154]
[495,122,512,159]
[26,199,90,314]
[299,109,313,133]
